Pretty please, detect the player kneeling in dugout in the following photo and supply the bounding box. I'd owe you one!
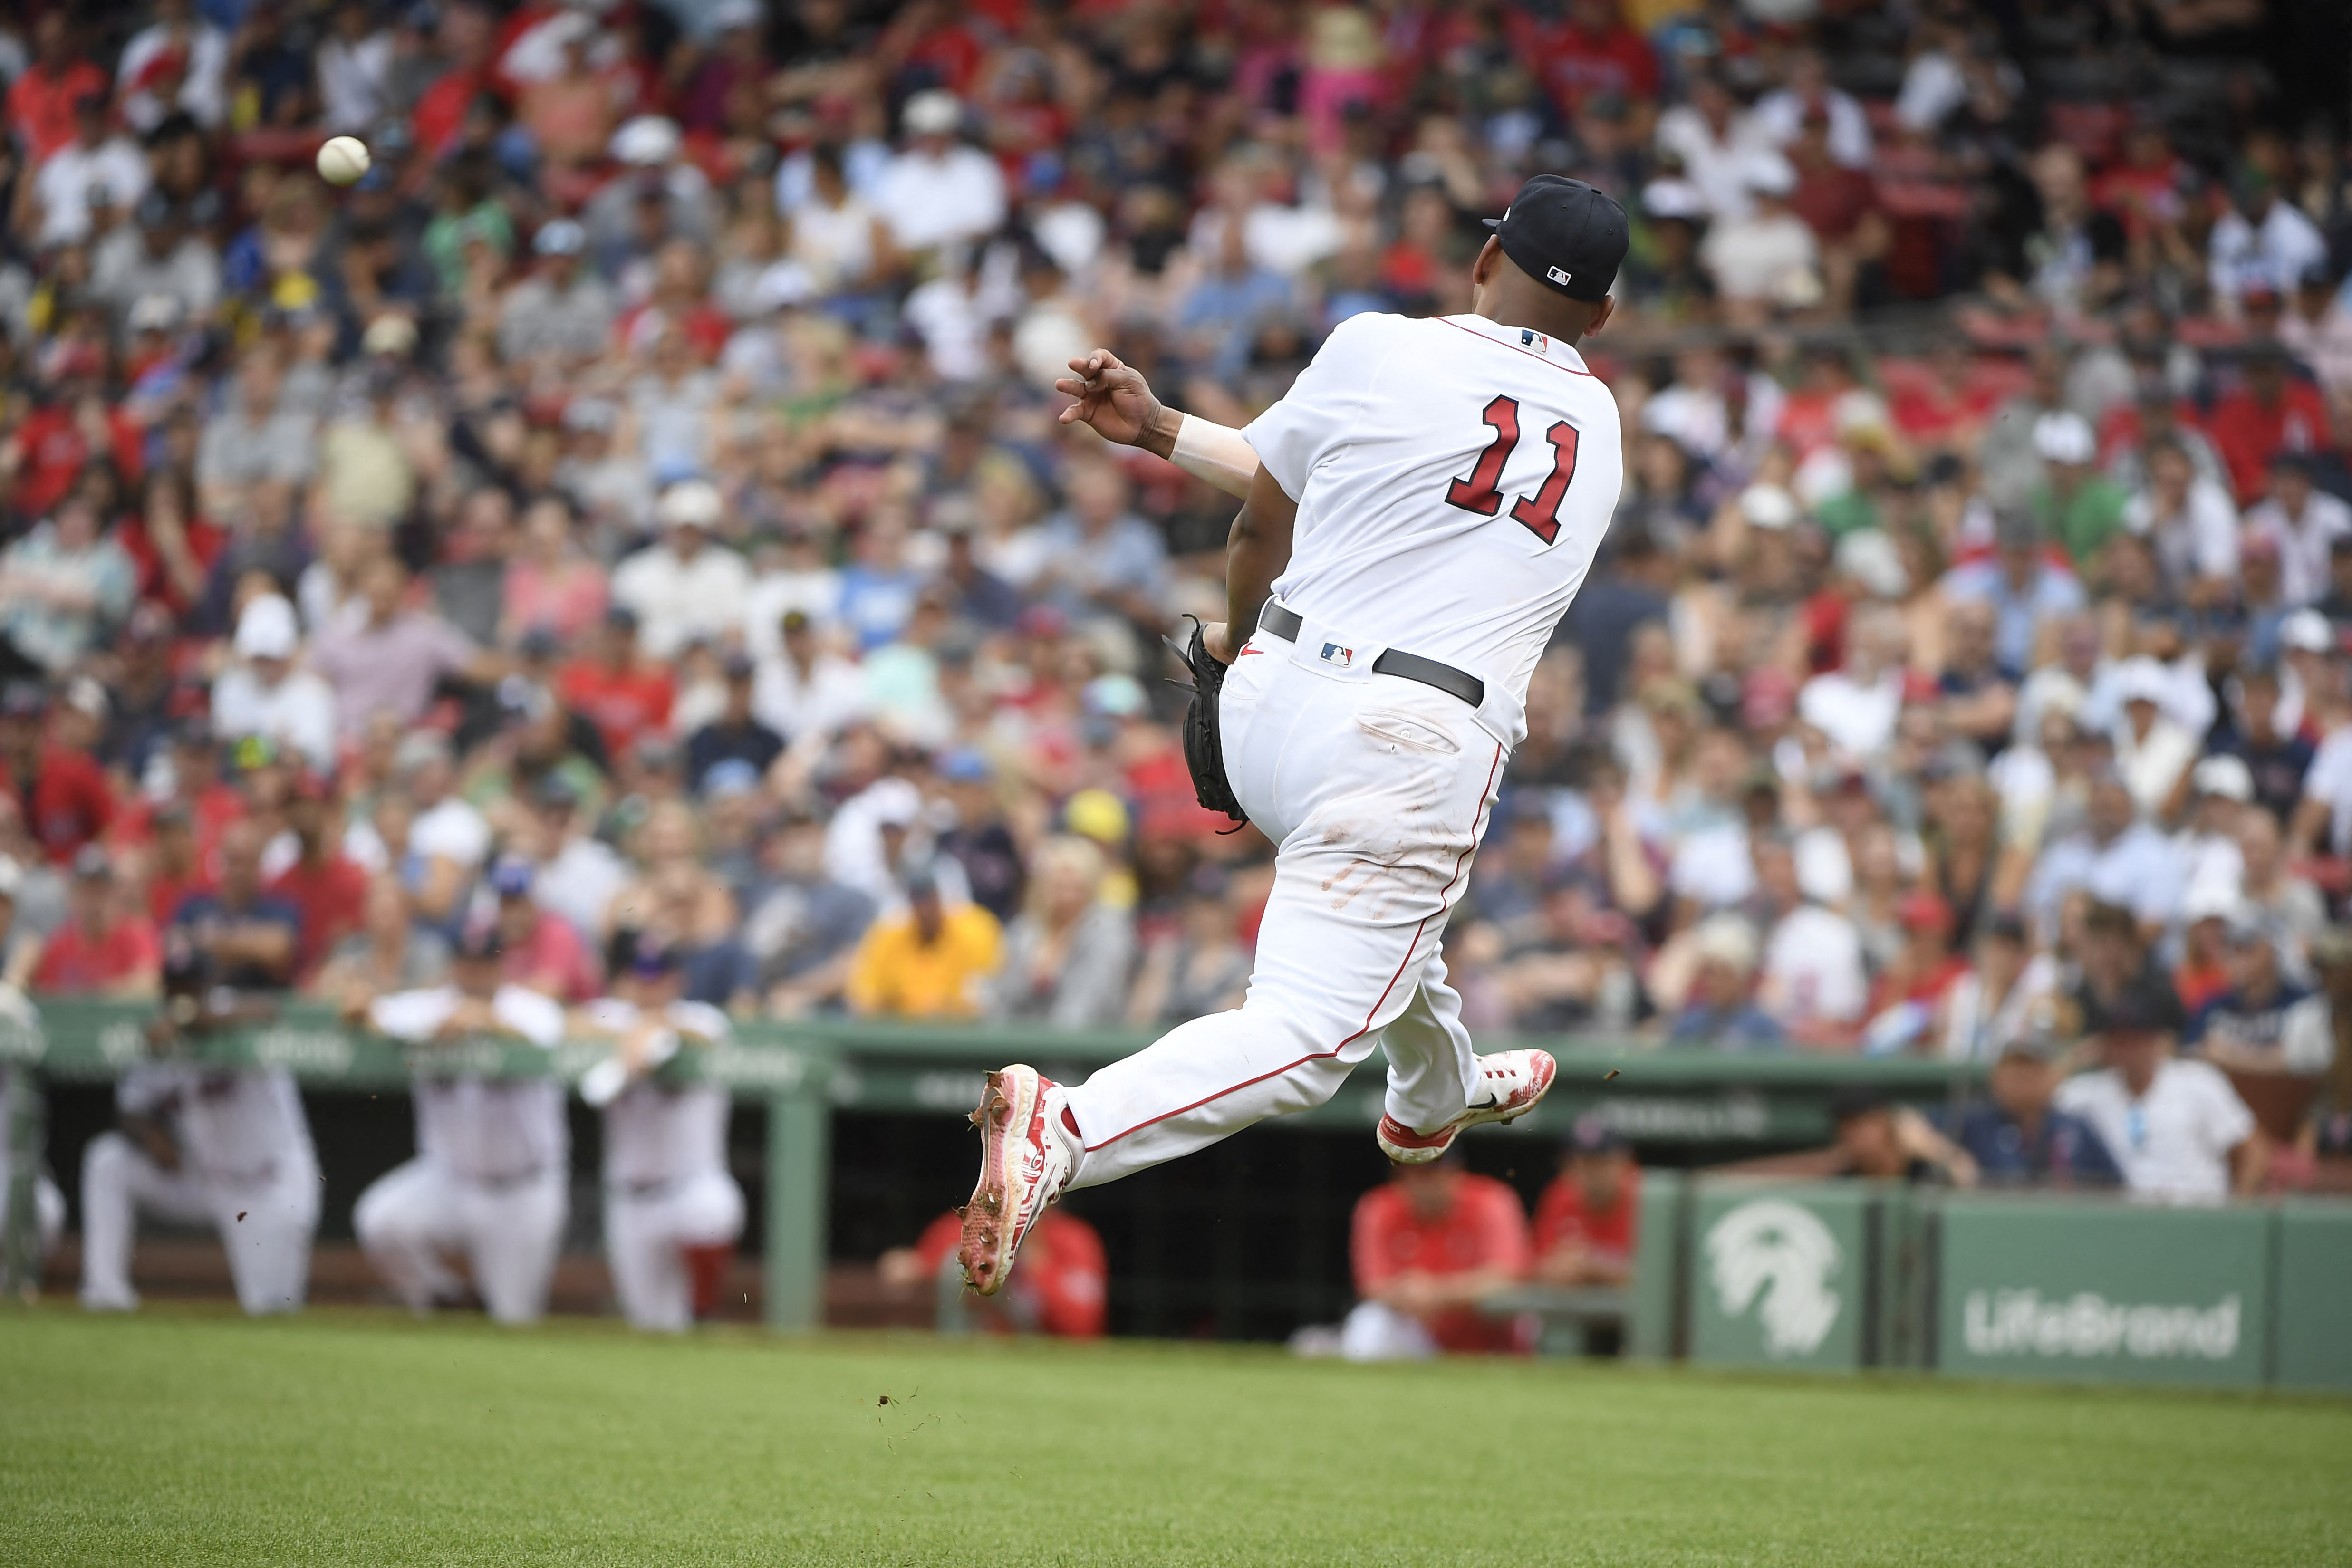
[574,929,745,1332]
[80,941,320,1315]
[354,924,569,1325]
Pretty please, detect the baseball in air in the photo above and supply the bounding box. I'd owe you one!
[317,136,371,187]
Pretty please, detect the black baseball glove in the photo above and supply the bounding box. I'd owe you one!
[1165,615,1247,827]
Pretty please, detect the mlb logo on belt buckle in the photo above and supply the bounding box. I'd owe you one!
[1319,642,1355,669]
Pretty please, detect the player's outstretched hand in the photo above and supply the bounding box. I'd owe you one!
[1055,350,1166,450]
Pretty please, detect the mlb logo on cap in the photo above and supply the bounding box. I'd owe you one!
[1320,642,1355,669]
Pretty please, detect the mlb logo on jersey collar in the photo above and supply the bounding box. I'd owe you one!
[1319,642,1356,669]
[1521,328,1549,353]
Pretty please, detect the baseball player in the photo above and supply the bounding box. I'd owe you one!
[354,926,570,1324]
[960,176,1629,1293]
[80,946,319,1313]
[574,930,744,1332]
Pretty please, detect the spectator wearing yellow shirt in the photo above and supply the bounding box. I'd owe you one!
[847,868,1002,1019]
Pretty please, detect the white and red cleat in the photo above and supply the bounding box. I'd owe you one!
[1376,1049,1558,1164]
[957,1065,1076,1296]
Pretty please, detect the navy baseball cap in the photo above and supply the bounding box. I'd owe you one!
[1484,176,1628,303]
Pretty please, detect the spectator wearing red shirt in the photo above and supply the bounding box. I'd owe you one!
[1343,1159,1531,1358]
[557,606,674,762]
[887,1206,1108,1339]
[1864,891,1973,1046]
[490,856,600,1002]
[33,846,160,997]
[5,16,108,164]
[1516,0,1659,115]
[265,778,369,985]
[0,683,114,865]
[2207,342,2333,506]
[1533,1120,1642,1290]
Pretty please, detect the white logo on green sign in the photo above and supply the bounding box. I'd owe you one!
[1705,1199,1843,1358]
[1962,1290,2241,1360]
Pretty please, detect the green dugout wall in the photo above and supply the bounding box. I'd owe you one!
[1638,1178,2352,1392]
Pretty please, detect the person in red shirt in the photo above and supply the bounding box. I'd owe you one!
[1533,1119,1641,1289]
[1344,1158,1531,1357]
[556,606,675,761]
[5,15,108,164]
[1515,0,1659,115]
[489,856,601,1002]
[265,775,369,986]
[1865,890,1974,1033]
[0,683,114,864]
[33,846,161,997]
[2207,342,2334,506]
[885,1207,1108,1338]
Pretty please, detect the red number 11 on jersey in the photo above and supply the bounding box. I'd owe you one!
[1443,394,1581,546]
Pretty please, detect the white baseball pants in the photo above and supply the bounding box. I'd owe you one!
[1064,621,1505,1188]
[604,1171,744,1332]
[79,1132,318,1315]
[354,1158,568,1325]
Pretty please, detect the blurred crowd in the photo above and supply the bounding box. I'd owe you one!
[0,0,2346,1204]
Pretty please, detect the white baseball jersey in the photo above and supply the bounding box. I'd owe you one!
[1243,311,1624,748]
[118,1062,315,1187]
[371,984,569,1183]
[579,997,733,1188]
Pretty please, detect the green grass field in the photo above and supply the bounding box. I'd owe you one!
[2,1308,2346,1567]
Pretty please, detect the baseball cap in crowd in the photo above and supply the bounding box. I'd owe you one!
[1640,177,1708,222]
[1828,1084,1894,1124]
[609,927,681,979]
[0,682,48,720]
[1832,529,1909,599]
[1995,1029,2064,1065]
[126,294,183,335]
[2280,608,2334,654]
[2189,754,2255,802]
[936,746,993,784]
[233,594,299,661]
[534,218,586,257]
[610,115,683,166]
[1740,151,1798,198]
[488,856,535,899]
[1082,673,1147,719]
[1897,890,1952,933]
[1567,1115,1628,1157]
[1738,482,1798,531]
[866,777,924,830]
[1064,788,1129,846]
[2096,978,2179,1039]
[2031,410,2097,466]
[361,315,418,358]
[534,773,582,813]
[658,478,723,529]
[702,758,762,798]
[391,731,453,776]
[721,649,756,682]
[71,844,111,881]
[2115,656,2170,708]
[902,90,963,138]
[2220,903,2270,948]
[1482,174,1628,303]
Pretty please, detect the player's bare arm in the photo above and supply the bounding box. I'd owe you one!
[1204,464,1297,664]
[1055,351,1261,499]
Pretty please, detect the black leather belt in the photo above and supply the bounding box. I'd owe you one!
[1253,603,1486,709]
